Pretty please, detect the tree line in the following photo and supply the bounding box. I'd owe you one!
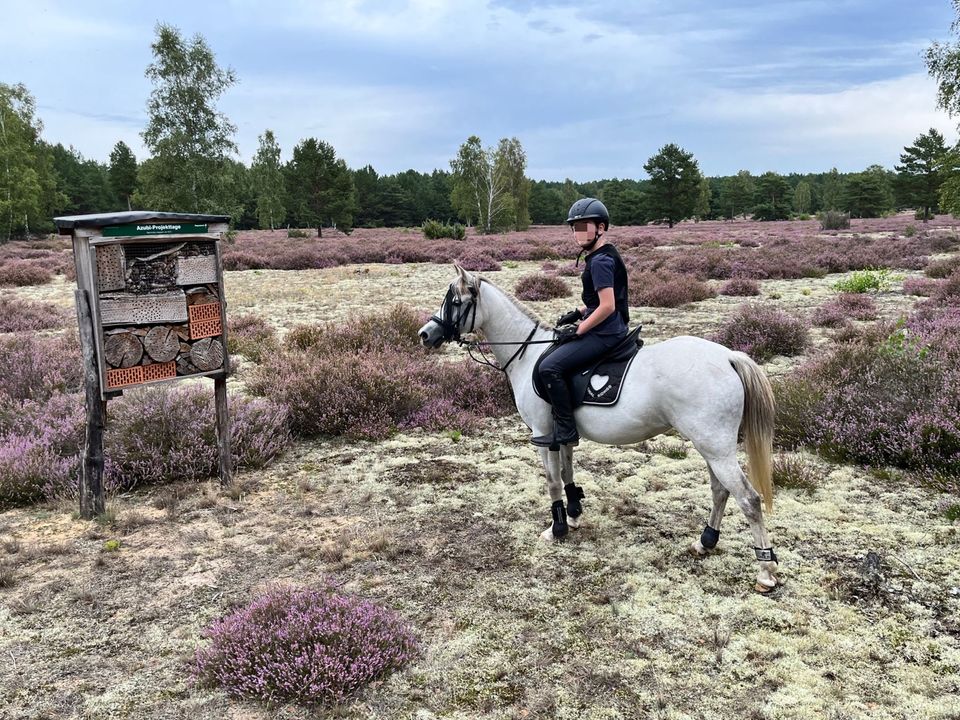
[1,22,958,242]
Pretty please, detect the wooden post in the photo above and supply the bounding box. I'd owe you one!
[214,375,233,487]
[76,289,106,518]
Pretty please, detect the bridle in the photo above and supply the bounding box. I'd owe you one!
[430,280,556,374]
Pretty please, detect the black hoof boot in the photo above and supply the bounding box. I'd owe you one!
[700,525,720,550]
[551,500,568,539]
[565,483,585,519]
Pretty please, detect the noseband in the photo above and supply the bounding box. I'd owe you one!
[431,283,478,342]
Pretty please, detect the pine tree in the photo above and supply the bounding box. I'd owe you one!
[753,172,792,221]
[720,170,755,219]
[643,143,701,227]
[895,128,948,221]
[109,141,138,211]
[285,138,357,236]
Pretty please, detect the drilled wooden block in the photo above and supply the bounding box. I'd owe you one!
[100,291,188,326]
[176,255,218,285]
[96,245,125,292]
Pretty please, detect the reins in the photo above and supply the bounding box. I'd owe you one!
[459,324,556,374]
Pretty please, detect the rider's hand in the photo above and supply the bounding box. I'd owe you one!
[555,325,580,343]
[556,308,583,327]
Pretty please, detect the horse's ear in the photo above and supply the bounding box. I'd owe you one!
[453,262,474,290]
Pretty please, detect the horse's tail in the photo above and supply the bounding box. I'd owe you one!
[729,351,775,513]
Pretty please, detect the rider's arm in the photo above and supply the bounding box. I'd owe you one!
[576,287,615,335]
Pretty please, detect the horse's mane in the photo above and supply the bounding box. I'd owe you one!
[476,275,548,327]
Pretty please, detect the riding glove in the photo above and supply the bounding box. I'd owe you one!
[556,308,583,327]
[555,325,580,343]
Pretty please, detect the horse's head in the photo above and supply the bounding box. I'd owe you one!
[419,263,482,348]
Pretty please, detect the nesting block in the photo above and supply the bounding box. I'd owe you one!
[176,255,218,285]
[142,361,177,382]
[96,245,125,292]
[100,290,188,326]
[188,302,223,339]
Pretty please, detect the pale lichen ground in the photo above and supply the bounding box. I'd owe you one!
[2,257,959,720]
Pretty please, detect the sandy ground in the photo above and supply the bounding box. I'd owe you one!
[2,259,959,719]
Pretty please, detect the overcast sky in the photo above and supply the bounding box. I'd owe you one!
[2,0,958,180]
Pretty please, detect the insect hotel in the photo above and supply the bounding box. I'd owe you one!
[55,211,233,518]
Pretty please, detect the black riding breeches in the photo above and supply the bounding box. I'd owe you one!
[539,332,625,384]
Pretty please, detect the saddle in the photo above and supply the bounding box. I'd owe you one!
[533,325,644,408]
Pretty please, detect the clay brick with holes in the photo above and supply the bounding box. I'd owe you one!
[142,361,177,382]
[189,302,223,339]
[107,366,145,389]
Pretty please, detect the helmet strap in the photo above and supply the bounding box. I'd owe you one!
[575,227,603,267]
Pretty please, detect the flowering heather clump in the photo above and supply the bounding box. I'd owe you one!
[0,296,67,332]
[227,314,278,363]
[776,319,960,485]
[0,333,82,405]
[629,271,716,307]
[455,250,501,272]
[811,303,852,329]
[902,276,940,296]
[925,256,960,279]
[711,304,809,363]
[191,584,419,706]
[834,292,878,320]
[0,259,54,287]
[222,251,269,271]
[251,307,512,439]
[556,262,580,277]
[719,277,760,296]
[514,273,571,301]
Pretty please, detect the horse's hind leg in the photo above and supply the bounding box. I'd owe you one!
[703,455,779,592]
[690,467,730,556]
[538,448,568,542]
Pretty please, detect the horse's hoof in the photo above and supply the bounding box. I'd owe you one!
[540,527,556,543]
[754,577,779,594]
[689,541,708,557]
[568,515,582,530]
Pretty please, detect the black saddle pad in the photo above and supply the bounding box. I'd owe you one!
[533,325,644,408]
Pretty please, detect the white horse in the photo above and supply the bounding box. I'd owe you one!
[419,264,780,593]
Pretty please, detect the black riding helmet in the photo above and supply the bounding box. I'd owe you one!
[566,198,610,230]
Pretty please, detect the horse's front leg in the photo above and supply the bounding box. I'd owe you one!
[560,444,585,529]
[537,447,568,542]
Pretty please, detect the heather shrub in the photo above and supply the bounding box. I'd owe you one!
[902,276,940,296]
[719,277,760,296]
[0,296,66,332]
[422,219,465,240]
[99,387,290,491]
[711,305,809,363]
[514,273,571,301]
[0,259,54,287]
[629,271,716,307]
[812,303,852,329]
[222,251,269,271]
[834,293,878,320]
[455,250,501,272]
[833,268,892,293]
[191,584,419,706]
[925,256,960,279]
[819,211,850,230]
[775,317,960,483]
[252,307,512,439]
[556,262,580,277]
[227,314,278,363]
[772,454,819,494]
[0,333,82,405]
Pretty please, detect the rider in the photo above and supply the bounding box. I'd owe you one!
[531,198,630,449]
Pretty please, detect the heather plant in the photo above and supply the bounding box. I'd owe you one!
[0,296,67,332]
[772,454,819,494]
[925,256,960,278]
[719,277,760,296]
[191,584,419,706]
[902,276,940,296]
[711,305,809,363]
[222,251,269,271]
[227,314,279,363]
[454,249,501,272]
[834,293,878,320]
[514,273,571,301]
[0,333,82,405]
[833,268,893,293]
[253,307,512,439]
[287,228,309,238]
[629,271,716,307]
[0,259,54,287]
[811,303,852,329]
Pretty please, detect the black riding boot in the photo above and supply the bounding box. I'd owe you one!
[531,378,580,450]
